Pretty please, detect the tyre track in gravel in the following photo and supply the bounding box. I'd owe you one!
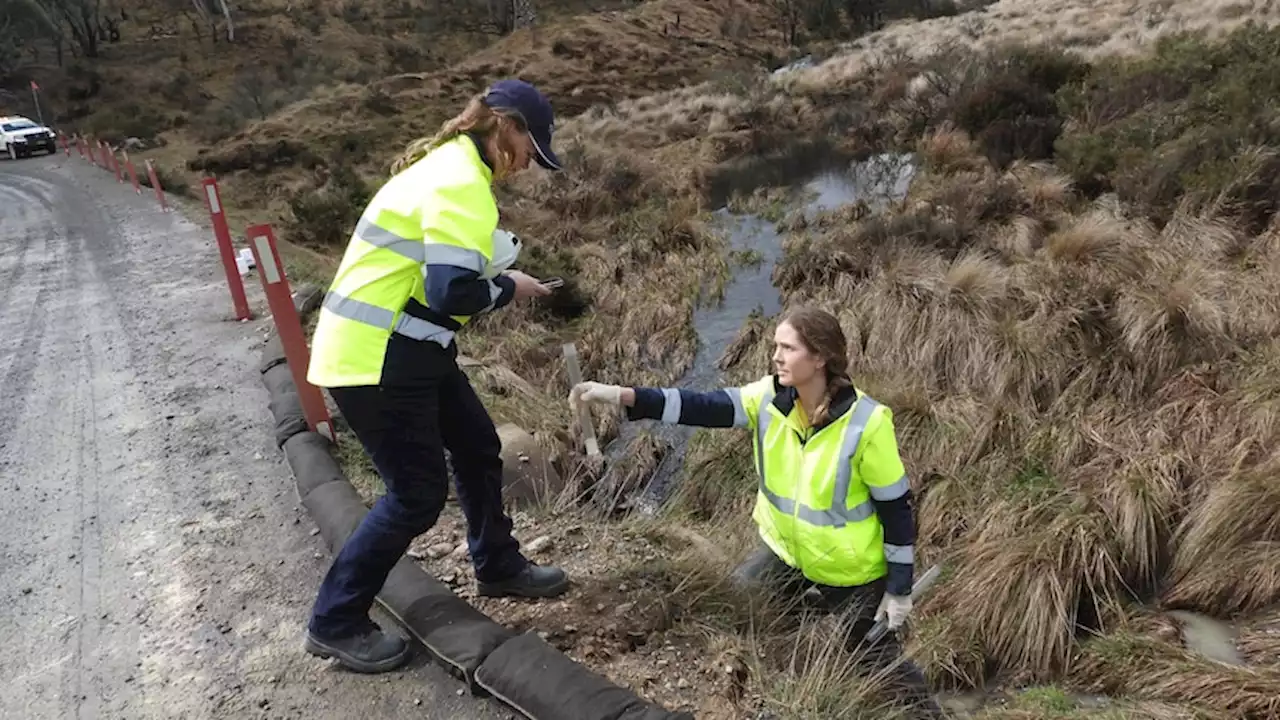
[0,157,511,720]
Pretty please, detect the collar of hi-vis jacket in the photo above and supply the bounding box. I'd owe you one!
[768,376,859,436]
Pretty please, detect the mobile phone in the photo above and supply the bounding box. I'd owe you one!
[540,277,565,290]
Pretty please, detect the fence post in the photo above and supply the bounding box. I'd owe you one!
[145,160,168,211]
[246,223,336,442]
[123,151,141,194]
[110,146,123,182]
[200,177,253,321]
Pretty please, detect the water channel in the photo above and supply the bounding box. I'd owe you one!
[598,152,918,513]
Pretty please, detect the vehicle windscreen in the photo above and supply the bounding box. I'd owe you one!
[2,121,39,131]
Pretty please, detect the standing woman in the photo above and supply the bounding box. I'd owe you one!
[303,79,571,674]
[571,306,941,715]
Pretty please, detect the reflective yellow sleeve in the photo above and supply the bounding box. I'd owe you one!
[859,407,909,501]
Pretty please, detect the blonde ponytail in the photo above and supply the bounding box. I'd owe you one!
[389,93,526,180]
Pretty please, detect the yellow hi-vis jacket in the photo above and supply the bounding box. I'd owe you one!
[307,135,511,388]
[626,374,915,591]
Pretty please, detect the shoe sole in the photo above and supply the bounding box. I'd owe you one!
[476,576,571,599]
[304,634,411,674]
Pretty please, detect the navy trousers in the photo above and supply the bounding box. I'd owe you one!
[308,368,527,639]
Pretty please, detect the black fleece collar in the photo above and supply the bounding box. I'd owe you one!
[769,375,858,433]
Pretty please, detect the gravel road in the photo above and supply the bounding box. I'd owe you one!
[0,155,512,720]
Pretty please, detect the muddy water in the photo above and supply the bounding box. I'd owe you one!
[600,153,917,513]
[1168,610,1244,665]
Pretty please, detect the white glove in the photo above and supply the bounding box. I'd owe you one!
[568,382,623,414]
[874,593,913,631]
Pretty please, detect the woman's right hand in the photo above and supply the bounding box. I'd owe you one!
[506,270,552,301]
[569,382,627,413]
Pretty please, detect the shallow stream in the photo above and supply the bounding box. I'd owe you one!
[599,153,917,512]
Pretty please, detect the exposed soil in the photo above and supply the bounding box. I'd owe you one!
[408,507,754,719]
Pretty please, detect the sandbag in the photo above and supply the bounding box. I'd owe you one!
[301,480,369,553]
[378,557,514,688]
[475,631,695,720]
[293,284,324,317]
[259,333,288,374]
[284,431,345,499]
[262,363,307,447]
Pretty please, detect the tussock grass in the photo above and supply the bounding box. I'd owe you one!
[1069,615,1280,719]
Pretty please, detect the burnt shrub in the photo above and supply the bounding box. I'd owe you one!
[947,45,1090,168]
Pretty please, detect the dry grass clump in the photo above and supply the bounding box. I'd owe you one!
[1237,609,1280,665]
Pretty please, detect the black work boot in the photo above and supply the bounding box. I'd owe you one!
[304,622,410,674]
[476,562,570,598]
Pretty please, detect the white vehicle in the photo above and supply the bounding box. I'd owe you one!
[1,116,57,159]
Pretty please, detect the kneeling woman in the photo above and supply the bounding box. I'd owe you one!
[571,306,941,715]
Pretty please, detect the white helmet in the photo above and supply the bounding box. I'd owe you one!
[482,229,522,279]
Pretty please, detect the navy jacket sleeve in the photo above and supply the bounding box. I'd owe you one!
[425,266,515,316]
[625,387,751,429]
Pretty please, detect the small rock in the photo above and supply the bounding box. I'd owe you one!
[257,698,269,708]
[407,549,426,560]
[414,699,422,706]
[677,677,690,689]
[309,528,320,536]
[456,689,464,696]
[450,543,468,560]
[426,542,454,559]
[615,603,635,616]
[20,587,32,595]
[525,536,553,554]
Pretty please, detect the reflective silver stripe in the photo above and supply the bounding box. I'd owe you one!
[661,388,682,424]
[323,291,395,329]
[883,544,914,564]
[355,218,424,263]
[755,390,881,529]
[394,314,455,348]
[830,396,882,523]
[868,474,910,502]
[724,387,749,428]
[424,242,486,273]
[323,291,455,349]
[755,387,775,484]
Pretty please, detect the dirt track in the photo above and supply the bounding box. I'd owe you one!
[0,156,511,720]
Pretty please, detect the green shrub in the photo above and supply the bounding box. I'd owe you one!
[1054,23,1280,230]
[287,163,372,250]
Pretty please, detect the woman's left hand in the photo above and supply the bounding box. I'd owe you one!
[875,593,913,630]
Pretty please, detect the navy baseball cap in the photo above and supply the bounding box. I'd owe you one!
[484,79,562,171]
